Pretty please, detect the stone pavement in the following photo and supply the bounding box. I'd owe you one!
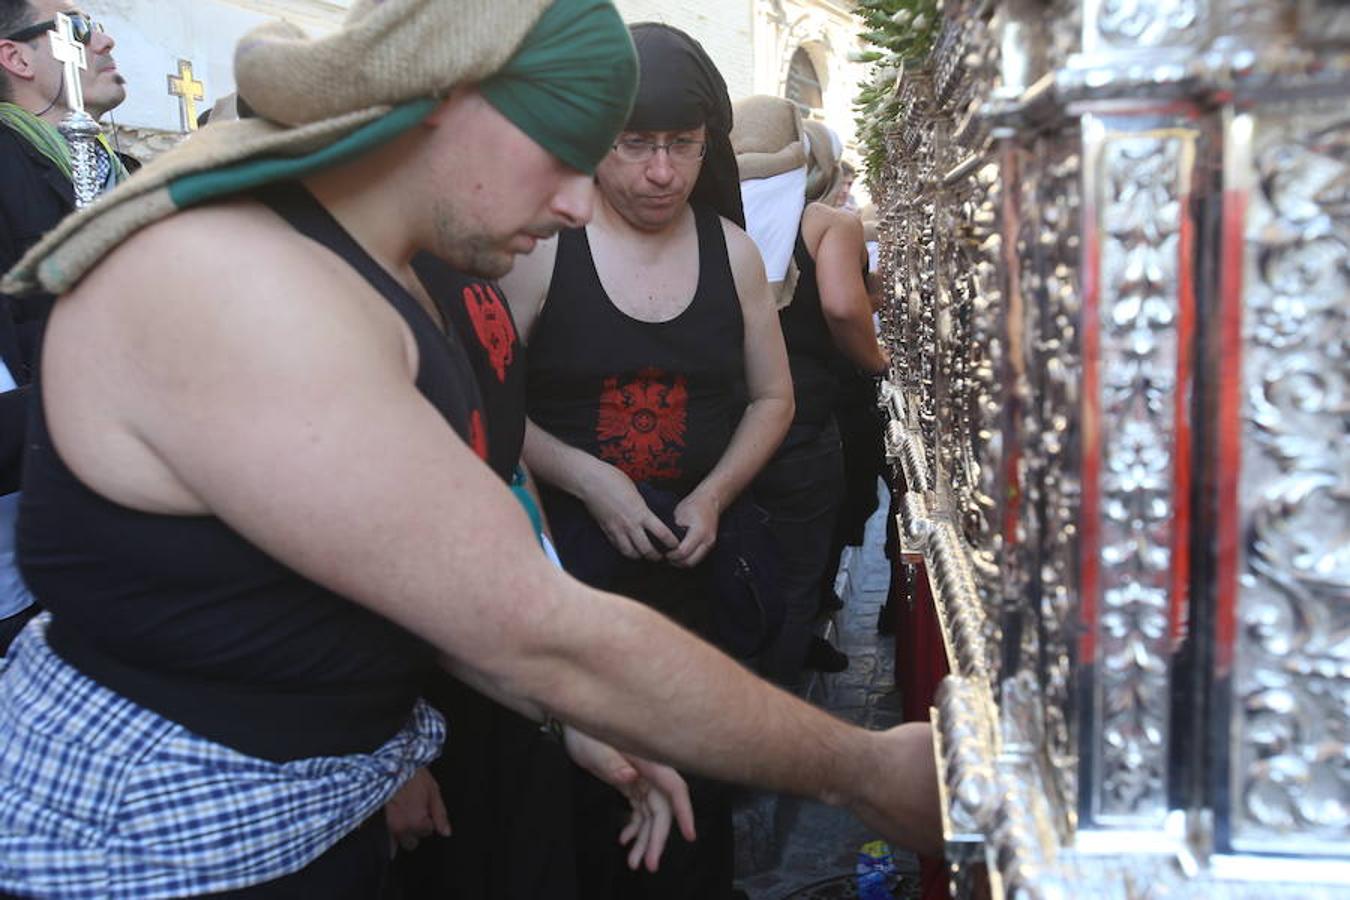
[734,486,921,899]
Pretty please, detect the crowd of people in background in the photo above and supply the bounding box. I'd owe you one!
[0,1,935,898]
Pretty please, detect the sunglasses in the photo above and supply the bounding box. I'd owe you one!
[3,13,102,45]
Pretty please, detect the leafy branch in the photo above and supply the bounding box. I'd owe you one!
[851,0,941,186]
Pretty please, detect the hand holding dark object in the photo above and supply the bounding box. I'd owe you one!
[580,459,681,560]
[667,490,720,568]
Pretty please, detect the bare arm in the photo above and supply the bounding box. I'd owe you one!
[60,213,935,854]
[808,205,888,375]
[665,221,794,567]
[520,419,681,561]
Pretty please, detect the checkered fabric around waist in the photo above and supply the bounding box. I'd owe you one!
[0,614,445,899]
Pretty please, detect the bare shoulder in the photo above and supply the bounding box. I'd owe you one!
[498,234,559,341]
[40,200,416,514]
[79,201,368,317]
[62,200,408,369]
[801,202,862,255]
[718,216,762,272]
[717,216,770,312]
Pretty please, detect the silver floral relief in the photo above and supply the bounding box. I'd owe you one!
[1092,132,1190,822]
[958,162,1006,601]
[1092,0,1203,49]
[1035,132,1085,816]
[1231,101,1349,854]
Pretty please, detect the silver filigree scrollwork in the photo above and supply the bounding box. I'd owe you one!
[1034,132,1084,819]
[1092,0,1203,49]
[1231,100,1349,856]
[1093,132,1191,822]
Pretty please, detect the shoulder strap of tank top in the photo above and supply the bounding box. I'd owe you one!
[537,225,601,335]
[253,181,421,318]
[692,202,736,289]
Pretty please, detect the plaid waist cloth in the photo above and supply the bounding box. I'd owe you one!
[0,615,445,898]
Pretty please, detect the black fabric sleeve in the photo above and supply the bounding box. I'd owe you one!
[0,383,27,495]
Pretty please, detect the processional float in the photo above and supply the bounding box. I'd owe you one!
[867,0,1348,895]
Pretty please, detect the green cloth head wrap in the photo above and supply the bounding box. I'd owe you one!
[481,0,638,175]
[4,0,635,297]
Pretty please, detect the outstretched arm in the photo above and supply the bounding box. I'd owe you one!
[53,210,938,855]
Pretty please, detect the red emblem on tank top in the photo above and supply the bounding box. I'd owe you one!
[468,409,488,461]
[596,367,688,482]
[461,283,516,383]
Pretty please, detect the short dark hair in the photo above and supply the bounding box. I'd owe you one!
[0,0,35,37]
[0,0,38,103]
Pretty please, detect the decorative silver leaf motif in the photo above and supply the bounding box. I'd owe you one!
[1095,0,1202,47]
[1092,132,1191,821]
[1233,102,1350,852]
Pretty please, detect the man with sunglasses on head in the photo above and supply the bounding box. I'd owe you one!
[501,23,795,900]
[0,0,130,652]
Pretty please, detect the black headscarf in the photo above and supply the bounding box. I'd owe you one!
[626,23,744,228]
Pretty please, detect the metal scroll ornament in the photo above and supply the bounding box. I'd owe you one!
[1229,98,1349,857]
[860,0,1349,894]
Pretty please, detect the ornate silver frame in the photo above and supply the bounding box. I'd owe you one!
[871,1,1349,895]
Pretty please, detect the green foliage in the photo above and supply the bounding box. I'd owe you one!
[852,0,941,184]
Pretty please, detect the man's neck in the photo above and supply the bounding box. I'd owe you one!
[38,104,70,125]
[301,152,421,288]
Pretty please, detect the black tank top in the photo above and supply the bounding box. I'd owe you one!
[17,182,485,762]
[526,204,744,493]
[778,231,839,436]
[413,254,525,482]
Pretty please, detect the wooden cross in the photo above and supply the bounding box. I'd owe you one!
[167,58,205,132]
[47,12,87,114]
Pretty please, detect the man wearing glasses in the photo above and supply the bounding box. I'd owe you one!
[0,0,129,652]
[501,23,794,900]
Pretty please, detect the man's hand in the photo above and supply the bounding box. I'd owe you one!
[667,490,720,568]
[383,767,451,854]
[846,723,944,858]
[563,726,697,872]
[581,461,680,561]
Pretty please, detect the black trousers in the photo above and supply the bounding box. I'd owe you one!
[752,422,845,687]
[203,815,391,899]
[0,602,38,656]
[569,565,734,900]
[573,765,735,900]
[386,675,576,900]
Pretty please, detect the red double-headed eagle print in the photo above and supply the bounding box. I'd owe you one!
[460,283,516,383]
[596,367,688,482]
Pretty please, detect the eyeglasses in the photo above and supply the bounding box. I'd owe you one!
[612,137,708,164]
[3,13,103,45]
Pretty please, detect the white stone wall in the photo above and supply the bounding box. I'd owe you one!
[612,0,756,100]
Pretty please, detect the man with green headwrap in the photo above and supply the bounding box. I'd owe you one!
[0,1,940,896]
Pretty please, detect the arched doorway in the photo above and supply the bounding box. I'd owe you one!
[784,46,823,113]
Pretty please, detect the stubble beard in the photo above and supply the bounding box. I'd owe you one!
[432,209,514,280]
